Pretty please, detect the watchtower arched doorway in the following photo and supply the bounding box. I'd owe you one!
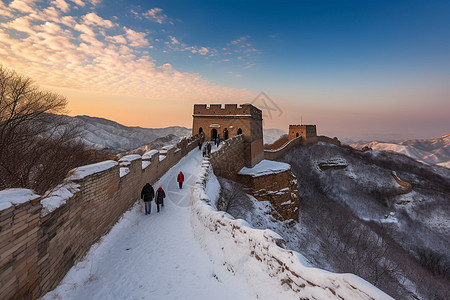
[199,127,203,134]
[296,132,299,137]
[237,128,242,135]
[223,128,229,140]
[211,128,218,141]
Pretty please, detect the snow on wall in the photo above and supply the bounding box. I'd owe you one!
[68,161,119,181]
[41,182,80,216]
[190,159,393,300]
[238,159,291,177]
[142,149,159,160]
[0,133,204,299]
[0,188,40,211]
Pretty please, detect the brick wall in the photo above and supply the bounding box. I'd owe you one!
[265,135,341,161]
[317,135,341,146]
[391,171,412,194]
[209,135,245,180]
[264,136,302,161]
[0,134,203,300]
[238,169,299,220]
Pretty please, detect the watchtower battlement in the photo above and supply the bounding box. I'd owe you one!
[193,104,262,119]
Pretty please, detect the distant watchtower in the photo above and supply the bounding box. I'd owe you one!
[288,125,318,145]
[192,104,263,167]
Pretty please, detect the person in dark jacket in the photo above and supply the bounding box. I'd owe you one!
[206,142,211,156]
[141,183,154,215]
[156,186,166,212]
[198,141,202,150]
[177,171,184,189]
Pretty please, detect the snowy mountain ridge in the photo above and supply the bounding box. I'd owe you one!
[59,115,192,151]
[351,134,450,168]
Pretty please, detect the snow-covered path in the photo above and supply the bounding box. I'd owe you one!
[43,150,252,300]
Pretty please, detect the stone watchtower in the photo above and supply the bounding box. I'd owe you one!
[288,124,318,145]
[192,104,263,167]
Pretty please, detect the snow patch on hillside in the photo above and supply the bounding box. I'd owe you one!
[351,134,450,168]
[191,160,393,299]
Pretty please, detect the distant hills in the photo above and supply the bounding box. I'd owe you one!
[61,115,191,152]
[263,128,286,145]
[351,134,450,168]
[61,115,286,152]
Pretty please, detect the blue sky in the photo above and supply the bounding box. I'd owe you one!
[0,0,449,139]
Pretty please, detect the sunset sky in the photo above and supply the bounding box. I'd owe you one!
[1,0,449,140]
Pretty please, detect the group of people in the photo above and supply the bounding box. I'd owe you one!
[140,171,184,215]
[198,136,221,157]
[200,142,212,157]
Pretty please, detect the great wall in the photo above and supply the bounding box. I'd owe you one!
[0,135,203,299]
[0,104,389,299]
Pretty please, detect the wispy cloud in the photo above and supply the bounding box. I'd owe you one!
[165,35,216,56]
[52,0,70,13]
[9,0,36,13]
[70,0,85,7]
[231,36,248,45]
[142,7,172,24]
[0,1,253,102]
[82,12,115,28]
[220,36,262,68]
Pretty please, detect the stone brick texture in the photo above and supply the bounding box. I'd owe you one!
[238,169,299,221]
[209,135,245,181]
[0,134,203,300]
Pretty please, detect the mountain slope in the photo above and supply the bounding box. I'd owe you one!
[277,142,450,299]
[351,134,450,167]
[61,115,191,151]
[263,128,286,145]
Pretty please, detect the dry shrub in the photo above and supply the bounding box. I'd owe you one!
[0,65,107,194]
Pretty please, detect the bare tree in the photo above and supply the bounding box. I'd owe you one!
[217,177,253,215]
[0,65,95,194]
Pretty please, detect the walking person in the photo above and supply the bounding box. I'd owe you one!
[215,135,221,147]
[177,171,184,189]
[141,183,154,215]
[206,142,211,156]
[156,186,166,212]
[198,141,202,150]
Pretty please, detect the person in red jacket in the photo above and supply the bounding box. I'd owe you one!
[177,171,184,189]
[156,186,165,212]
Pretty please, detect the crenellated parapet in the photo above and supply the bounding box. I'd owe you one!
[193,104,262,119]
